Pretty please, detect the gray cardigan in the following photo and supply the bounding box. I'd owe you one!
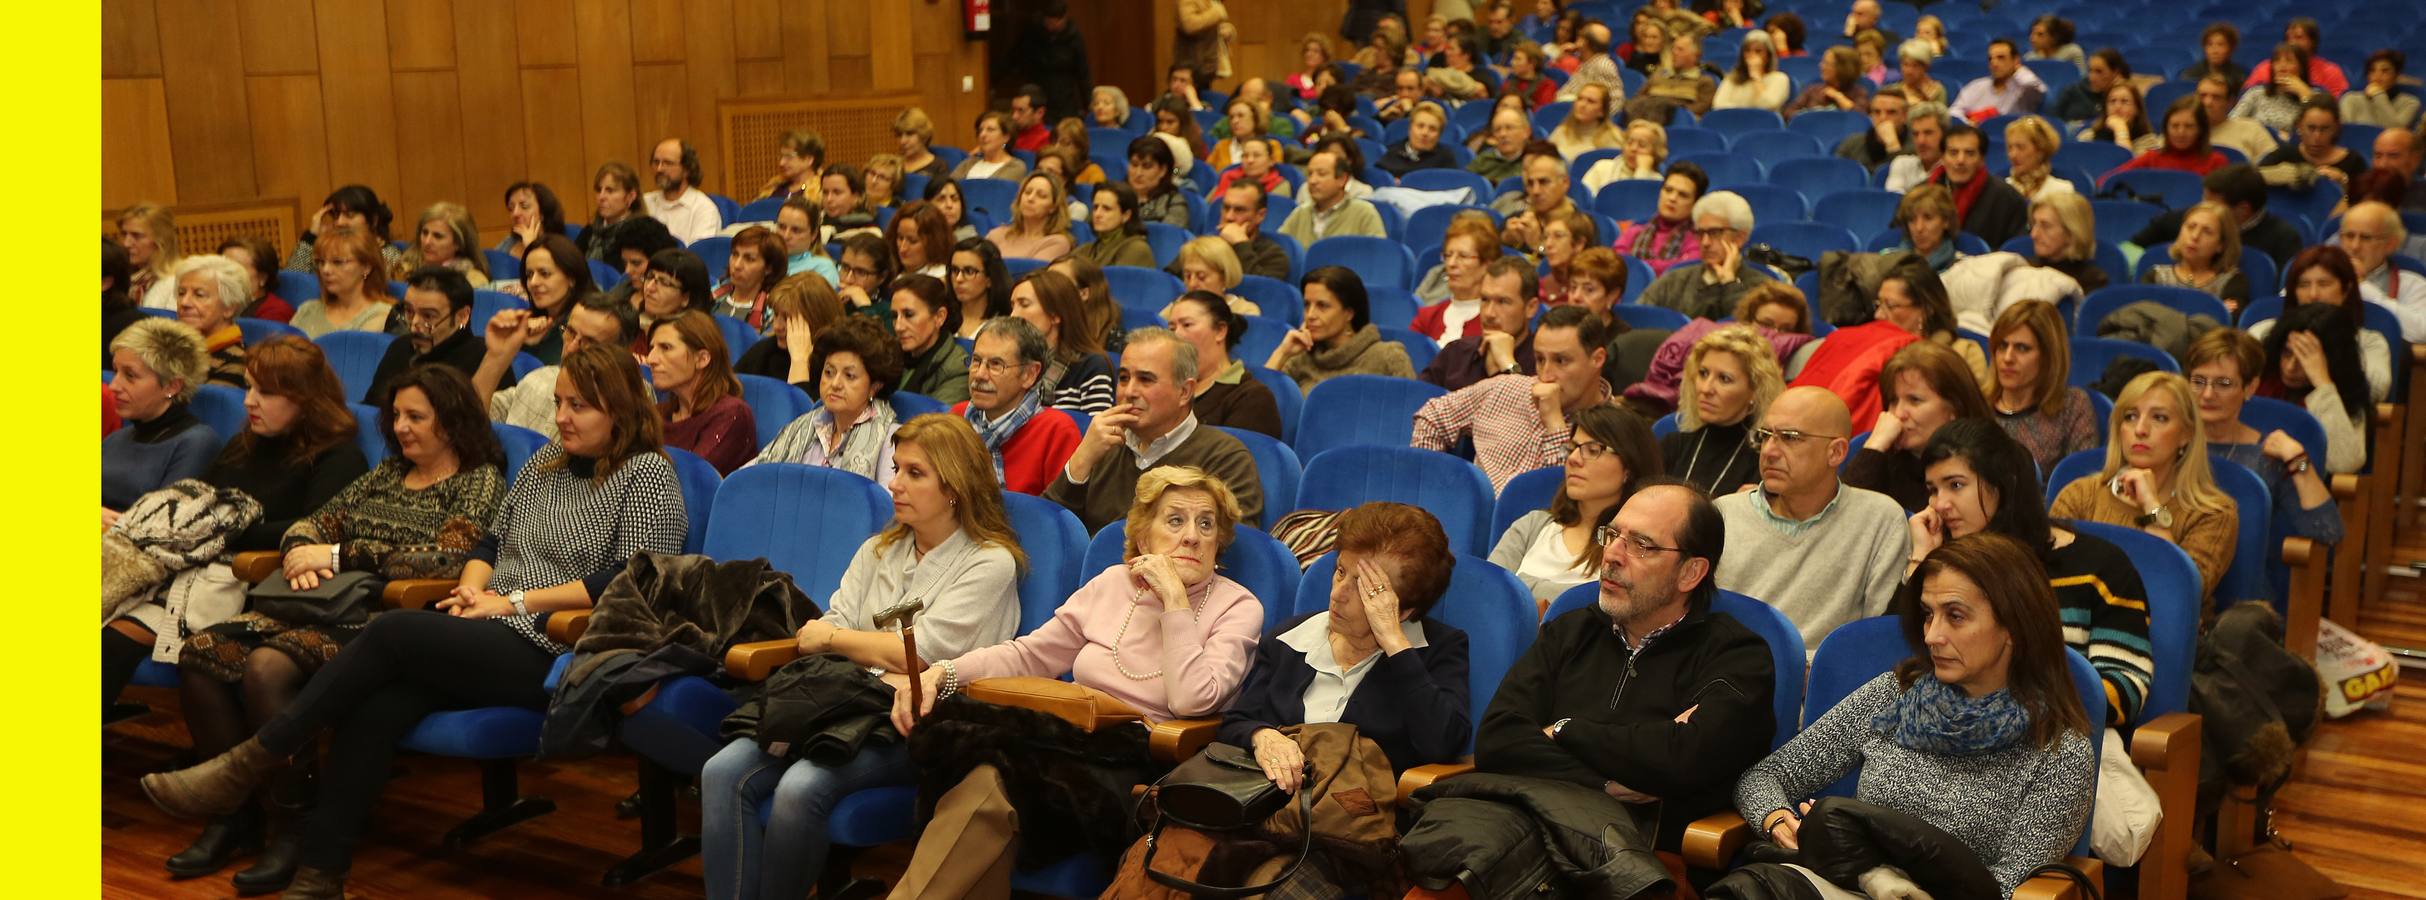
[1735,672,2096,896]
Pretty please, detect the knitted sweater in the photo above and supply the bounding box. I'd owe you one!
[285,458,505,581]
[205,436,370,553]
[2049,476,2238,602]
[1995,387,2100,476]
[1713,484,1912,650]
[1274,324,1415,390]
[2046,530,2155,724]
[951,567,1263,722]
[1734,672,2096,896]
[103,405,220,511]
[1043,422,1264,533]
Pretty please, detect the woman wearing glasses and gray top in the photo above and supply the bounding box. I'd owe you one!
[1490,406,1666,606]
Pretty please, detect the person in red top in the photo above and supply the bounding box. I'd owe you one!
[1009,85,1053,153]
[219,236,296,323]
[1502,41,1561,110]
[2109,95,2229,178]
[951,316,1081,495]
[2240,18,2349,98]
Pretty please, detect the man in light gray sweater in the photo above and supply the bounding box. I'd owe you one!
[1712,387,1911,650]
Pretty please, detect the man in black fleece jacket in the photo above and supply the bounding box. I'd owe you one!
[1474,481,1777,847]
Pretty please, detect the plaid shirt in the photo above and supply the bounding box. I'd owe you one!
[1411,374,1606,493]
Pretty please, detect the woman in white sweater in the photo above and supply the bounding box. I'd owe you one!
[1712,30,1792,111]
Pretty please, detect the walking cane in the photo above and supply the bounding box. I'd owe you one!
[872,599,928,721]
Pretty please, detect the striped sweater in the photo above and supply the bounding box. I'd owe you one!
[2045,529,2155,724]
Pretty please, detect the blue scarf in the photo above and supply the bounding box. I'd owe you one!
[965,387,1044,481]
[1871,676,2033,757]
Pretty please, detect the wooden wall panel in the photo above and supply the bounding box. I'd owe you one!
[780,0,831,96]
[103,0,163,78]
[868,0,914,91]
[519,67,592,211]
[391,71,472,223]
[572,0,642,169]
[244,75,334,217]
[830,58,874,96]
[515,0,577,67]
[628,0,687,64]
[736,60,785,98]
[730,0,782,60]
[385,0,459,72]
[313,0,403,204]
[453,2,531,231]
[236,0,320,76]
[630,63,693,189]
[156,0,259,203]
[679,5,740,190]
[101,79,177,209]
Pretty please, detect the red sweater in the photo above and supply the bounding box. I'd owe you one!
[950,402,1083,495]
[2110,148,2228,178]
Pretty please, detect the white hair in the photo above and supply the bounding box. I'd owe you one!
[1692,191,1755,234]
[171,254,252,317]
[1898,39,1935,64]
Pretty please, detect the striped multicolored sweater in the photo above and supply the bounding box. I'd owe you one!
[2046,529,2156,724]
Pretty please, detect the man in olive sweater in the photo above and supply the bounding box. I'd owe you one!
[1045,327,1263,532]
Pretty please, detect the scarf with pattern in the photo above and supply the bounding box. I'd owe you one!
[965,386,1044,481]
[1871,675,2033,757]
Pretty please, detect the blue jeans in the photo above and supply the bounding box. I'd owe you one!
[701,736,915,900]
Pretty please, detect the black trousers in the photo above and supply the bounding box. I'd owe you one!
[255,610,553,871]
[102,625,149,711]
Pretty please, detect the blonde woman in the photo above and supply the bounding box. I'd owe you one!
[863,153,906,211]
[893,107,949,179]
[1662,324,1783,496]
[1713,30,1791,111]
[1582,119,1668,192]
[118,202,183,310]
[1173,236,1261,317]
[1551,82,1625,160]
[2003,116,2075,203]
[2138,201,2250,313]
[393,203,491,287]
[2049,371,2239,599]
[982,172,1074,262]
[2024,193,2107,292]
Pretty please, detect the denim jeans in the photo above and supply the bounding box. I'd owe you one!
[701,736,915,900]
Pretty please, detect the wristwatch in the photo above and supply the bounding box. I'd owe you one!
[2286,456,2311,475]
[508,589,529,616]
[2133,505,2174,529]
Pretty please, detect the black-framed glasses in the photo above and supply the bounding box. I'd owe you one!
[1570,440,1614,462]
[1594,526,1685,559]
[1750,427,1843,448]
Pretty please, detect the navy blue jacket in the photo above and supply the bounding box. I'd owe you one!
[1216,612,1472,773]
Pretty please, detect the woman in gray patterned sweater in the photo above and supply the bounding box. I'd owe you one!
[139,343,689,900]
[1730,533,2096,897]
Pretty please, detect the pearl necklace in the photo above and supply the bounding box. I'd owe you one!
[1110,580,1212,681]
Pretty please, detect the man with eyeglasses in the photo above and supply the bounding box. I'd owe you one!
[1495,143,1576,255]
[1638,191,1778,320]
[1424,481,1774,863]
[1421,257,1540,391]
[2336,201,2426,341]
[364,267,498,407]
[1047,326,1263,532]
[472,292,643,438]
[949,317,1082,495]
[1179,180,1289,281]
[1413,306,1614,492]
[1711,387,1911,649]
[644,137,725,244]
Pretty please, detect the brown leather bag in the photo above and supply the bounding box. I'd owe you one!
[1100,723,1403,899]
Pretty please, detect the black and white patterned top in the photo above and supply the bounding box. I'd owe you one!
[482,444,688,654]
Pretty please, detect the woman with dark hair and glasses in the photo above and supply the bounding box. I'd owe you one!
[1266,266,1416,389]
[1491,405,1664,604]
[636,248,715,341]
[948,237,1011,342]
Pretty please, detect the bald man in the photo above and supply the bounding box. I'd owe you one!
[2338,202,2426,341]
[2372,130,2426,213]
[1712,387,1913,649]
[1557,22,1625,103]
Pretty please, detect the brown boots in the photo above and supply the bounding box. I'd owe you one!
[140,735,287,820]
[279,866,347,899]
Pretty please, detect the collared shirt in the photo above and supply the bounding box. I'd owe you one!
[1613,605,1687,653]
[1277,614,1431,726]
[1950,69,2047,118]
[1128,412,1200,469]
[644,188,724,244]
[1750,481,1849,540]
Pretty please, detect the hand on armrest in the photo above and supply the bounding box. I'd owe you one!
[1681,810,1753,870]
[383,580,457,609]
[725,639,801,682]
[231,551,280,584]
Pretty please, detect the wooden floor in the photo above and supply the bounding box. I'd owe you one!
[103,528,2426,899]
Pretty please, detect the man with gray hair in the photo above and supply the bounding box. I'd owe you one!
[1638,191,1776,320]
[2337,202,2426,341]
[953,317,1083,495]
[1046,326,1263,531]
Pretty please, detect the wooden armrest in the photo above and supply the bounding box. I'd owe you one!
[231,551,280,584]
[2128,712,2201,900]
[382,579,456,609]
[960,676,1145,731]
[2329,473,2360,501]
[1148,717,1223,763]
[2011,856,2103,900]
[1681,810,1753,871]
[2127,712,2200,773]
[1396,761,1473,798]
[2279,537,2324,659]
[724,639,800,682]
[546,610,592,645]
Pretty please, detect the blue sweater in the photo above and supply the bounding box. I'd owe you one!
[102,404,220,510]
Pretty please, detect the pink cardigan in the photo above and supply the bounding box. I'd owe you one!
[952,566,1264,722]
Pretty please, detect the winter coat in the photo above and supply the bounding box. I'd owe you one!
[1943,252,2086,336]
[102,479,264,661]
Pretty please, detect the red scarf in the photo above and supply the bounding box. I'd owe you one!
[1934,167,1989,229]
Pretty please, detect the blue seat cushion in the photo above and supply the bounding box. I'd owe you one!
[131,659,180,689]
[398,706,544,759]
[616,675,745,773]
[1011,850,1116,896]
[827,785,921,846]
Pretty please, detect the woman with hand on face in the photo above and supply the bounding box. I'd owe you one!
[1227,502,1472,791]
[892,273,971,405]
[1846,341,1995,511]
[1008,269,1115,414]
[1491,407,1664,604]
[1873,256,1989,385]
[2251,303,2371,474]
[1582,119,1669,192]
[735,270,848,390]
[492,183,567,271]
[173,255,254,388]
[2230,44,2322,137]
[1726,532,2096,898]
[712,226,791,335]
[1164,290,1284,438]
[1909,419,2155,724]
[288,232,395,339]
[1661,325,1781,496]
[163,364,494,892]
[748,316,907,483]
[395,203,492,287]
[140,346,685,900]
[2251,246,2391,402]
[949,238,1012,342]
[646,311,757,474]
[2050,372,2239,599]
[702,415,1023,900]
[1268,266,1417,389]
[2139,201,2250,313]
[283,185,402,276]
[2340,50,2421,129]
[1986,300,2099,476]
[1073,182,1156,270]
[2077,81,2157,154]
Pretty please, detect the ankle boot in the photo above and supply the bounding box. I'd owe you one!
[163,807,263,878]
[233,768,313,895]
[142,735,287,820]
[279,866,346,900]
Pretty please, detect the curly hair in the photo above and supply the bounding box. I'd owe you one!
[1678,325,1783,431]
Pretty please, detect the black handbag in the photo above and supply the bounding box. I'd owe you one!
[1137,742,1314,898]
[247,571,382,627]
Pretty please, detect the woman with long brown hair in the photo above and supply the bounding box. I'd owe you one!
[1490,405,1665,604]
[1986,300,2098,475]
[1846,340,1994,511]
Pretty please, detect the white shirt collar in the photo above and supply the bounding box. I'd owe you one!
[1277,611,1431,663]
[1128,412,1200,469]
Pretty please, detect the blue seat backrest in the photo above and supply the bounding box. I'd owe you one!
[2077,284,2232,333]
[2238,395,2331,599]
[689,236,734,282]
[663,447,722,555]
[736,374,814,449]
[348,402,387,465]
[712,315,758,364]
[1244,366,1304,446]
[1234,275,1304,326]
[2087,200,2161,247]
[1611,304,1689,331]
[1293,374,1446,460]
[705,463,891,601]
[891,392,948,420]
[1489,467,1565,547]
[1296,446,1497,556]
[1299,551,1534,753]
[1544,586,1804,750]
[468,290,527,338]
[314,331,398,404]
[1105,266,1184,311]
[1811,189,1903,238]
[2067,337,2179,387]
[1081,521,1300,634]
[959,178,1021,227]
[482,248,522,280]
[276,270,320,301]
[189,384,247,446]
[1213,425,1302,526]
[735,195,786,224]
[1305,236,1418,291]
[1595,180,1662,223]
[2067,521,2199,722]
[1143,222,1191,269]
[2045,449,2106,513]
[237,317,306,347]
[492,423,549,485]
[1004,493,1088,634]
[2205,455,2273,609]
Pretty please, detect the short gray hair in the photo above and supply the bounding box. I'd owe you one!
[975,315,1051,368]
[1907,101,1951,130]
[1692,191,1755,235]
[110,317,211,402]
[172,254,252,317]
[1897,39,1935,64]
[1124,325,1199,382]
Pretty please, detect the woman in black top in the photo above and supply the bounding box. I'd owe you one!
[1661,325,1780,496]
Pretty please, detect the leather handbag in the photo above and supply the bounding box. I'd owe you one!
[247,571,382,627]
[1132,742,1315,898]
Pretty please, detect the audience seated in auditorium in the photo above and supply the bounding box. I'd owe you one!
[1641,190,1779,319]
[646,311,757,475]
[1846,341,1994,511]
[1562,247,1632,325]
[1891,184,1966,272]
[951,111,1029,185]
[118,202,183,310]
[1268,266,1417,388]
[2076,81,2158,156]
[1785,46,1871,119]
[1985,300,2099,475]
[2253,246,2394,402]
[1583,119,1668,192]
[832,233,899,327]
[644,138,724,244]
[1927,124,2028,248]
[475,293,642,438]
[1007,269,1114,413]
[1723,532,2094,896]
[1535,209,1599,306]
[734,271,847,390]
[503,235,591,365]
[1380,101,1462,178]
[702,415,1023,899]
[1634,33,1722,121]
[1832,86,1907,169]
[2231,44,2322,134]
[988,172,1079,263]
[1714,386,1912,648]
[1171,236,1263,317]
[577,162,650,263]
[1714,30,1790,112]
[2141,201,2253,313]
[637,248,714,342]
[2126,165,2302,269]
[1164,291,1284,438]
[753,129,824,205]
[1424,257,1542,391]
[1491,405,1663,603]
[892,273,971,405]
[606,218,682,309]
[103,239,146,371]
[2241,18,2349,99]
[283,185,402,278]
[894,109,949,181]
[2190,75,2277,167]
[216,235,295,324]
[1127,136,1192,229]
[1415,306,1614,492]
[2186,23,2250,104]
[1876,256,1991,386]
[1469,104,1531,183]
[1662,324,1779,496]
[1201,182,1291,280]
[2254,302,2373,474]
[139,343,688,900]
[104,319,219,514]
[289,232,394,340]
[748,316,905,483]
[2111,96,2229,179]
[1047,327,1263,531]
[2186,329,2344,544]
[2049,371,2240,600]
[174,255,251,389]
[1950,39,2047,119]
[2366,128,2425,213]
[1617,162,1711,277]
[1550,83,1625,160]
[1499,143,1582,257]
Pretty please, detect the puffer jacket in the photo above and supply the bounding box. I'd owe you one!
[1705,797,2001,899]
[1401,772,1672,899]
[1944,252,2086,336]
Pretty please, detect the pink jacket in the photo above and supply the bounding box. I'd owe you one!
[951,566,1264,722]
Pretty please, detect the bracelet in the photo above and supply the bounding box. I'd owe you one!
[1763,809,1792,834]
[329,543,341,571]
[2286,454,2310,474]
[937,660,960,699]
